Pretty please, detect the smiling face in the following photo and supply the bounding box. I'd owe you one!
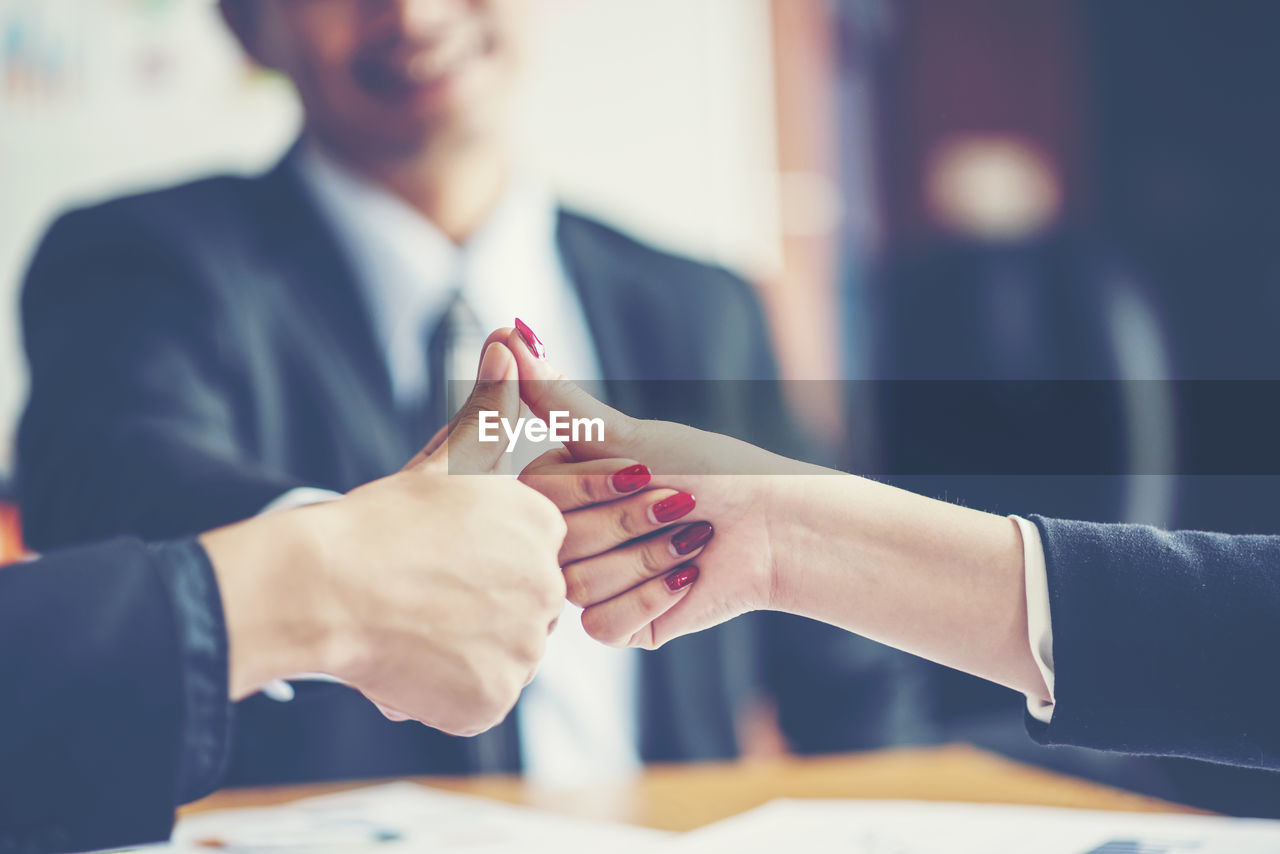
[230,0,527,161]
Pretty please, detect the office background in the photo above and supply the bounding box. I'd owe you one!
[0,0,783,481]
[4,0,1280,815]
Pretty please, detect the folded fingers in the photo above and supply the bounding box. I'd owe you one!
[564,521,713,607]
[558,488,696,564]
[580,565,700,649]
[519,457,651,512]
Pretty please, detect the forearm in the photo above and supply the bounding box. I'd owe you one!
[767,474,1049,702]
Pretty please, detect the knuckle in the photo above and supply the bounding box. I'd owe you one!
[452,408,484,438]
[540,570,567,610]
[570,475,601,509]
[525,490,568,538]
[637,541,668,579]
[515,630,546,665]
[545,507,569,542]
[614,506,646,541]
[562,568,593,608]
[636,582,667,618]
[580,608,626,648]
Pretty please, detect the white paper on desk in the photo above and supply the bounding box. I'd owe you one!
[150,782,669,853]
[668,799,1280,854]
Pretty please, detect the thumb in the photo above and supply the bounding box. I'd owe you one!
[420,342,520,475]
[400,328,518,469]
[505,321,635,460]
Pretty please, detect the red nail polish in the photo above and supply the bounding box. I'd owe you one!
[514,317,546,359]
[650,492,695,524]
[611,464,651,494]
[671,522,713,556]
[666,566,699,592]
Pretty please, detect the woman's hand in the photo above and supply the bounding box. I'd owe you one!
[501,324,1047,703]
[497,327,821,650]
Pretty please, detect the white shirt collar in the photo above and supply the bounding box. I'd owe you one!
[293,141,596,404]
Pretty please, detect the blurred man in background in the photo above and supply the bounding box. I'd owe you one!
[17,0,927,787]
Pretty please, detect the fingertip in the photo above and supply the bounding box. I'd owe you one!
[478,341,517,383]
[482,326,515,352]
[476,340,514,384]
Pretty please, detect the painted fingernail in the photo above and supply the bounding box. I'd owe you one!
[611,464,651,494]
[514,317,546,359]
[670,521,713,556]
[650,491,695,524]
[665,566,699,592]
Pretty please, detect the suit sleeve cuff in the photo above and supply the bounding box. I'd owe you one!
[1011,515,1056,723]
[148,538,233,804]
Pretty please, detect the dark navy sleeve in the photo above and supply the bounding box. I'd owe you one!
[0,537,232,853]
[149,539,233,803]
[1026,515,1280,770]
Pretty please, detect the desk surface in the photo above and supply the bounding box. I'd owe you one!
[184,745,1202,833]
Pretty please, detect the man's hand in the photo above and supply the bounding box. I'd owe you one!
[203,341,568,736]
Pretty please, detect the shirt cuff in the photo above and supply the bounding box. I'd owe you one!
[148,538,232,804]
[1011,515,1056,724]
[259,487,343,516]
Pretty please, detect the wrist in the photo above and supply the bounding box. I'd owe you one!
[200,505,356,699]
[760,474,833,613]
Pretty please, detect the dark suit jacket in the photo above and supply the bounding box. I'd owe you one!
[18,150,929,785]
[0,538,219,853]
[1029,515,1280,771]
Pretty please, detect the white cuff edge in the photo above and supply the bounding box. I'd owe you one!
[260,487,344,516]
[1012,515,1056,724]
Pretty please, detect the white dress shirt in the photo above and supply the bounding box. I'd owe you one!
[267,142,641,785]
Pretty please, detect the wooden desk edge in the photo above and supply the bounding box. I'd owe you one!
[183,745,1205,833]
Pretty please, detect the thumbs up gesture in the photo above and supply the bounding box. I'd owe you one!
[343,340,572,733]
[211,339,568,735]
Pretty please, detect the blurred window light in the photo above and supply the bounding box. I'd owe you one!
[925,134,1063,242]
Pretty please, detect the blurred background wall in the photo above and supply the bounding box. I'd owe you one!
[0,0,784,479]
[6,0,1280,542]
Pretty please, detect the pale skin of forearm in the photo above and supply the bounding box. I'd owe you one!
[200,506,347,701]
[764,474,1050,704]
[503,321,1051,709]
